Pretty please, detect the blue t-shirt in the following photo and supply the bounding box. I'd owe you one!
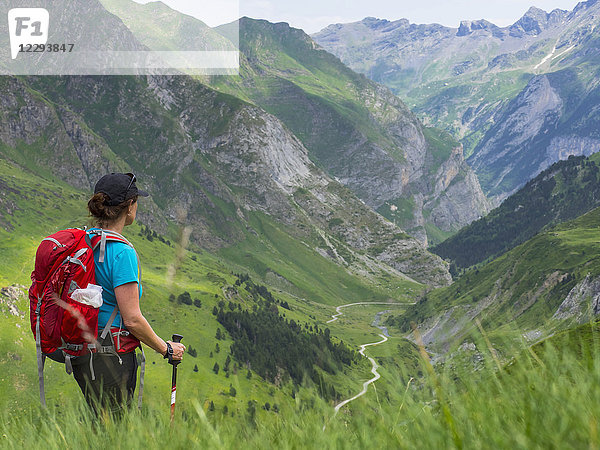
[88,229,142,331]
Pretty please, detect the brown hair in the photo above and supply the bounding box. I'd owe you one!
[87,192,138,228]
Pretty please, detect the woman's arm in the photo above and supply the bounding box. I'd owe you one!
[115,282,185,359]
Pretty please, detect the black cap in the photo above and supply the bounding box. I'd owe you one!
[94,173,149,206]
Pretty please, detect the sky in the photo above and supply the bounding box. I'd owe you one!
[132,0,583,33]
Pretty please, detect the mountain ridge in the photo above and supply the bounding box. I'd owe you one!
[90,0,491,245]
[210,16,491,244]
[0,0,453,288]
[313,0,600,201]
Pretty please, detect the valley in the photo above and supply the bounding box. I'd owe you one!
[0,0,599,447]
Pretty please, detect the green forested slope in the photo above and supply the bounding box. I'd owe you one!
[388,206,600,351]
[433,154,600,271]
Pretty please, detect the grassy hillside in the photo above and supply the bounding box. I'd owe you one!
[387,206,600,353]
[2,310,598,448]
[0,151,426,416]
[2,120,599,448]
[99,0,236,51]
[433,154,600,271]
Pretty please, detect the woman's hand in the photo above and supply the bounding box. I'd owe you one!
[167,341,186,360]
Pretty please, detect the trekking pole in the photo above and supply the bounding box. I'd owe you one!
[170,334,183,424]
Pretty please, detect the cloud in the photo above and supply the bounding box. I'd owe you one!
[131,0,581,30]
[132,0,240,27]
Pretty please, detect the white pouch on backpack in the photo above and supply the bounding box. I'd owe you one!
[71,284,103,308]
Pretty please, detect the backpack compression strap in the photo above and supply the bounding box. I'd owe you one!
[35,303,46,407]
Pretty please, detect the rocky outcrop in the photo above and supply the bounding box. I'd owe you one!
[0,285,26,318]
[426,145,490,232]
[469,75,563,200]
[508,7,566,37]
[0,78,101,190]
[457,20,503,38]
[543,136,600,172]
[553,274,600,323]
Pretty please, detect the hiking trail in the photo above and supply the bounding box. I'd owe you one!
[326,302,414,417]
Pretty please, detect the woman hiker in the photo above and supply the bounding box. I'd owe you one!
[72,172,185,413]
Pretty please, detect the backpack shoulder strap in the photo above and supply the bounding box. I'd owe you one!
[88,229,134,263]
[89,229,141,283]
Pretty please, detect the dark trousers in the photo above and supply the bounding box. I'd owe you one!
[72,339,138,415]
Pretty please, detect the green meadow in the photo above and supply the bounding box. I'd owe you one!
[1,142,600,448]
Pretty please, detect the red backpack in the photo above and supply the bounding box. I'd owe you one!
[29,228,144,407]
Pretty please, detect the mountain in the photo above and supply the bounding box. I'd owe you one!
[386,206,600,353]
[0,0,146,75]
[433,153,600,271]
[0,0,452,290]
[0,0,446,420]
[99,0,237,51]
[1,72,449,289]
[215,17,491,244]
[98,2,490,246]
[3,1,600,446]
[313,1,600,202]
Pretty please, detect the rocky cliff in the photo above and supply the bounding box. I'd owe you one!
[313,0,600,199]
[92,2,490,246]
[471,67,600,202]
[0,71,451,286]
[554,274,600,324]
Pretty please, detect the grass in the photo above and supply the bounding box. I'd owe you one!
[376,197,416,229]
[423,127,459,176]
[1,161,598,448]
[1,318,599,449]
[0,157,420,425]
[424,223,455,248]
[219,212,418,306]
